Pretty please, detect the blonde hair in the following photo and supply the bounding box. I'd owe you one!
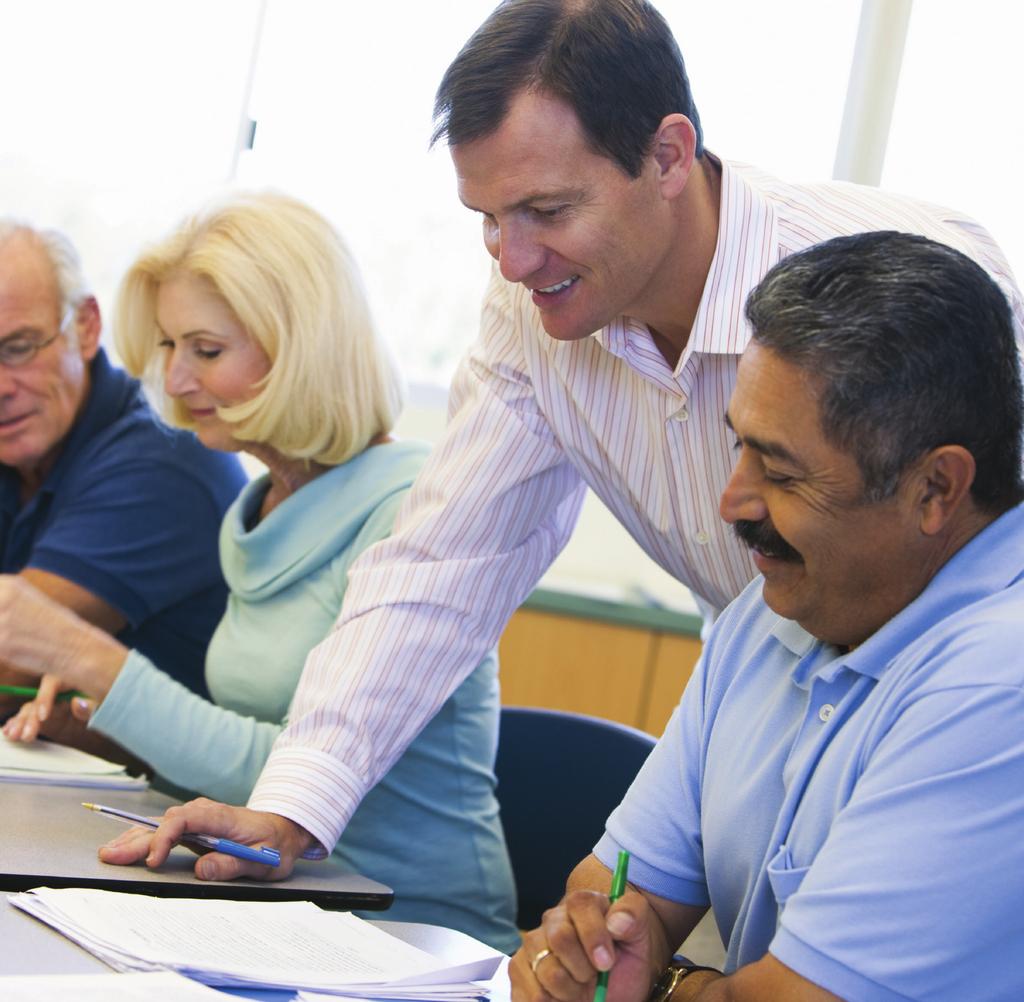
[114,192,404,465]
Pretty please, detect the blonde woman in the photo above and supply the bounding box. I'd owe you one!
[0,192,518,952]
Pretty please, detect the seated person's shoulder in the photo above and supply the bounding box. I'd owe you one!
[66,371,247,506]
[910,581,1024,690]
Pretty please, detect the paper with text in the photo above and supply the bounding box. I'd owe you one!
[9,887,502,995]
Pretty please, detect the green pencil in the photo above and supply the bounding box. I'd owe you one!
[594,849,631,1002]
[0,683,86,703]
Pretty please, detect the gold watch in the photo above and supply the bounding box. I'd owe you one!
[648,957,719,1002]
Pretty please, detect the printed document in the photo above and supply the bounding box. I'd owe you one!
[9,887,502,997]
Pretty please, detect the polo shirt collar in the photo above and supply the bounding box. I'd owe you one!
[29,349,133,500]
[771,616,817,658]
[769,616,843,691]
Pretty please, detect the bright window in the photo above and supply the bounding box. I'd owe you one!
[0,0,260,332]
[883,0,1024,280]
[4,1,1016,605]
[240,0,862,383]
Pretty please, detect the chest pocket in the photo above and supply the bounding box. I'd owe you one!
[766,844,810,908]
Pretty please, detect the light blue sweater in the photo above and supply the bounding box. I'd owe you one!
[90,440,519,952]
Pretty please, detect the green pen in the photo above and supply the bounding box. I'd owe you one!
[594,849,631,1002]
[0,684,86,703]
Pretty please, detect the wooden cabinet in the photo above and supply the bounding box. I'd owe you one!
[498,605,702,736]
[641,632,703,735]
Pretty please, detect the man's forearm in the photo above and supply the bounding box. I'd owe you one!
[674,970,726,1001]
[666,955,840,1002]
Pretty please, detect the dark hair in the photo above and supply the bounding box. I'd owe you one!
[431,0,703,178]
[745,231,1024,514]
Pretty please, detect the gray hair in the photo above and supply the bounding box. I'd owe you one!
[745,230,1024,514]
[0,218,92,319]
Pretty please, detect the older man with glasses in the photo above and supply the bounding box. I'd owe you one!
[0,221,246,744]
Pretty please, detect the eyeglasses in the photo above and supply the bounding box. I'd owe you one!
[0,307,74,368]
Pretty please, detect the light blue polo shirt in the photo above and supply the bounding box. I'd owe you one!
[596,501,1024,1002]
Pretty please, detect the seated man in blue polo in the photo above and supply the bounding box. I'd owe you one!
[511,232,1024,1002]
[0,220,246,734]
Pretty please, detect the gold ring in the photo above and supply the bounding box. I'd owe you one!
[531,948,553,974]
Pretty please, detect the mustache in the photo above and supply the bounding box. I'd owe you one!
[734,519,802,563]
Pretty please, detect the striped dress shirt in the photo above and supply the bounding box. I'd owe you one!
[248,157,1024,851]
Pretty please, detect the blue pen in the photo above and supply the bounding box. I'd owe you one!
[82,802,281,867]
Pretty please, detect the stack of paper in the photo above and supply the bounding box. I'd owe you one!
[0,739,147,789]
[9,888,503,998]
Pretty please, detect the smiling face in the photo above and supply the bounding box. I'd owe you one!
[0,234,98,489]
[155,271,271,453]
[451,89,683,343]
[719,342,931,648]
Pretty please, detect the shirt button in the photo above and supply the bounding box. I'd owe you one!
[675,406,689,421]
[694,530,710,545]
[819,704,834,723]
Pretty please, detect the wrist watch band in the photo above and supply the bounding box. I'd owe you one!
[648,956,720,1002]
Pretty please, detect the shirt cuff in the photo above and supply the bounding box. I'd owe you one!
[595,831,711,907]
[770,926,915,1002]
[88,648,155,738]
[247,746,368,859]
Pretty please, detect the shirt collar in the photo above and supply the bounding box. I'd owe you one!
[592,316,681,394]
[769,615,844,690]
[8,349,134,500]
[771,616,817,658]
[686,155,779,358]
[594,155,779,370]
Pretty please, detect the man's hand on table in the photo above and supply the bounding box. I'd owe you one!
[511,887,664,1002]
[98,797,318,881]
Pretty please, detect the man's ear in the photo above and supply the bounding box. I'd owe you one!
[73,296,102,362]
[651,113,697,199]
[915,445,977,535]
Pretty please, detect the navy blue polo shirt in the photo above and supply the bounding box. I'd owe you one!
[0,349,247,697]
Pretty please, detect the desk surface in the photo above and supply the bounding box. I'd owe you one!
[0,783,392,911]
[1,896,106,975]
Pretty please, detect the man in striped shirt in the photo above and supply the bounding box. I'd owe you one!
[119,0,1024,907]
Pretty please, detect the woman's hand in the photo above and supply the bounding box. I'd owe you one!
[2,675,95,742]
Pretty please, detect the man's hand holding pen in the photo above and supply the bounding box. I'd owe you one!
[511,882,659,1002]
[98,797,320,881]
